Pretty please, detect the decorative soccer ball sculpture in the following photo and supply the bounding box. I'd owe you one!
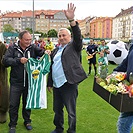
[107,40,128,64]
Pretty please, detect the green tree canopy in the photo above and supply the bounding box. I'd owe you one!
[35,31,47,38]
[3,24,14,32]
[67,26,84,38]
[47,29,57,37]
[25,28,33,34]
[67,26,72,34]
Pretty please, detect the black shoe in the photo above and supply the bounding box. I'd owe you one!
[9,127,16,133]
[24,123,32,130]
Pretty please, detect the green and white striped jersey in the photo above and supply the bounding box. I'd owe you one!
[26,54,51,109]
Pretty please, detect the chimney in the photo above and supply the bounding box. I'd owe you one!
[121,9,124,12]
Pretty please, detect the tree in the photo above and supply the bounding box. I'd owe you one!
[35,31,47,38]
[67,27,72,34]
[15,29,20,33]
[47,29,57,37]
[67,27,84,38]
[41,33,47,38]
[3,24,14,32]
[25,28,33,34]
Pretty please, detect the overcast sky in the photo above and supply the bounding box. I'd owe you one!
[0,0,132,19]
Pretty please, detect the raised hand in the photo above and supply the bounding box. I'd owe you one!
[64,3,76,20]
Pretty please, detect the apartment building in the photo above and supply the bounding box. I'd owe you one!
[112,6,133,41]
[102,17,113,39]
[79,6,133,41]
[79,16,96,38]
[90,17,112,39]
[35,10,69,33]
[49,11,69,32]
[79,19,86,37]
[0,6,132,41]
[21,10,35,31]
[0,9,69,34]
[35,10,48,33]
[0,11,22,32]
[79,16,112,39]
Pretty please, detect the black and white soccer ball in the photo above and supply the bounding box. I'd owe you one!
[107,40,128,64]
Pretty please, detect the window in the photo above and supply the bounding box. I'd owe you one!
[27,18,30,21]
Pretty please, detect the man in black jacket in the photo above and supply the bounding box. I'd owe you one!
[2,30,51,133]
[47,3,87,133]
[113,41,133,133]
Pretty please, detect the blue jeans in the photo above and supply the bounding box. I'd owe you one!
[117,112,133,133]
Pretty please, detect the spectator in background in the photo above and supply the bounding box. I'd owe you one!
[98,51,107,75]
[55,39,60,48]
[9,40,13,47]
[38,39,42,48]
[86,39,98,76]
[44,37,54,51]
[13,39,17,45]
[98,51,107,66]
[97,39,110,65]
[34,39,39,47]
[4,40,9,49]
[39,39,46,49]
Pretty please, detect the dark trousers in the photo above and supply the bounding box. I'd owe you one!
[8,85,31,127]
[53,83,78,133]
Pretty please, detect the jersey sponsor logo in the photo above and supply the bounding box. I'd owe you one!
[32,69,40,79]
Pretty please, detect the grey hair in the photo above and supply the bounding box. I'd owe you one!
[19,30,30,39]
[58,28,71,37]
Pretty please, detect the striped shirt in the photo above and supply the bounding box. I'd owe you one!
[26,54,51,109]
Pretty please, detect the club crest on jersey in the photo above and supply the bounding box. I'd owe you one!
[32,70,40,79]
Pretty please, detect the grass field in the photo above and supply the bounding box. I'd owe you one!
[0,50,125,133]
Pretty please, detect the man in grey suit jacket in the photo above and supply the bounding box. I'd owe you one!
[47,3,87,133]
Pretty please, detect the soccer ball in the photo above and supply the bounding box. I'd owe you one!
[107,40,128,64]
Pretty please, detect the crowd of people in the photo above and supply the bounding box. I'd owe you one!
[4,37,56,51]
[0,3,87,133]
[86,38,110,76]
[0,3,133,133]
